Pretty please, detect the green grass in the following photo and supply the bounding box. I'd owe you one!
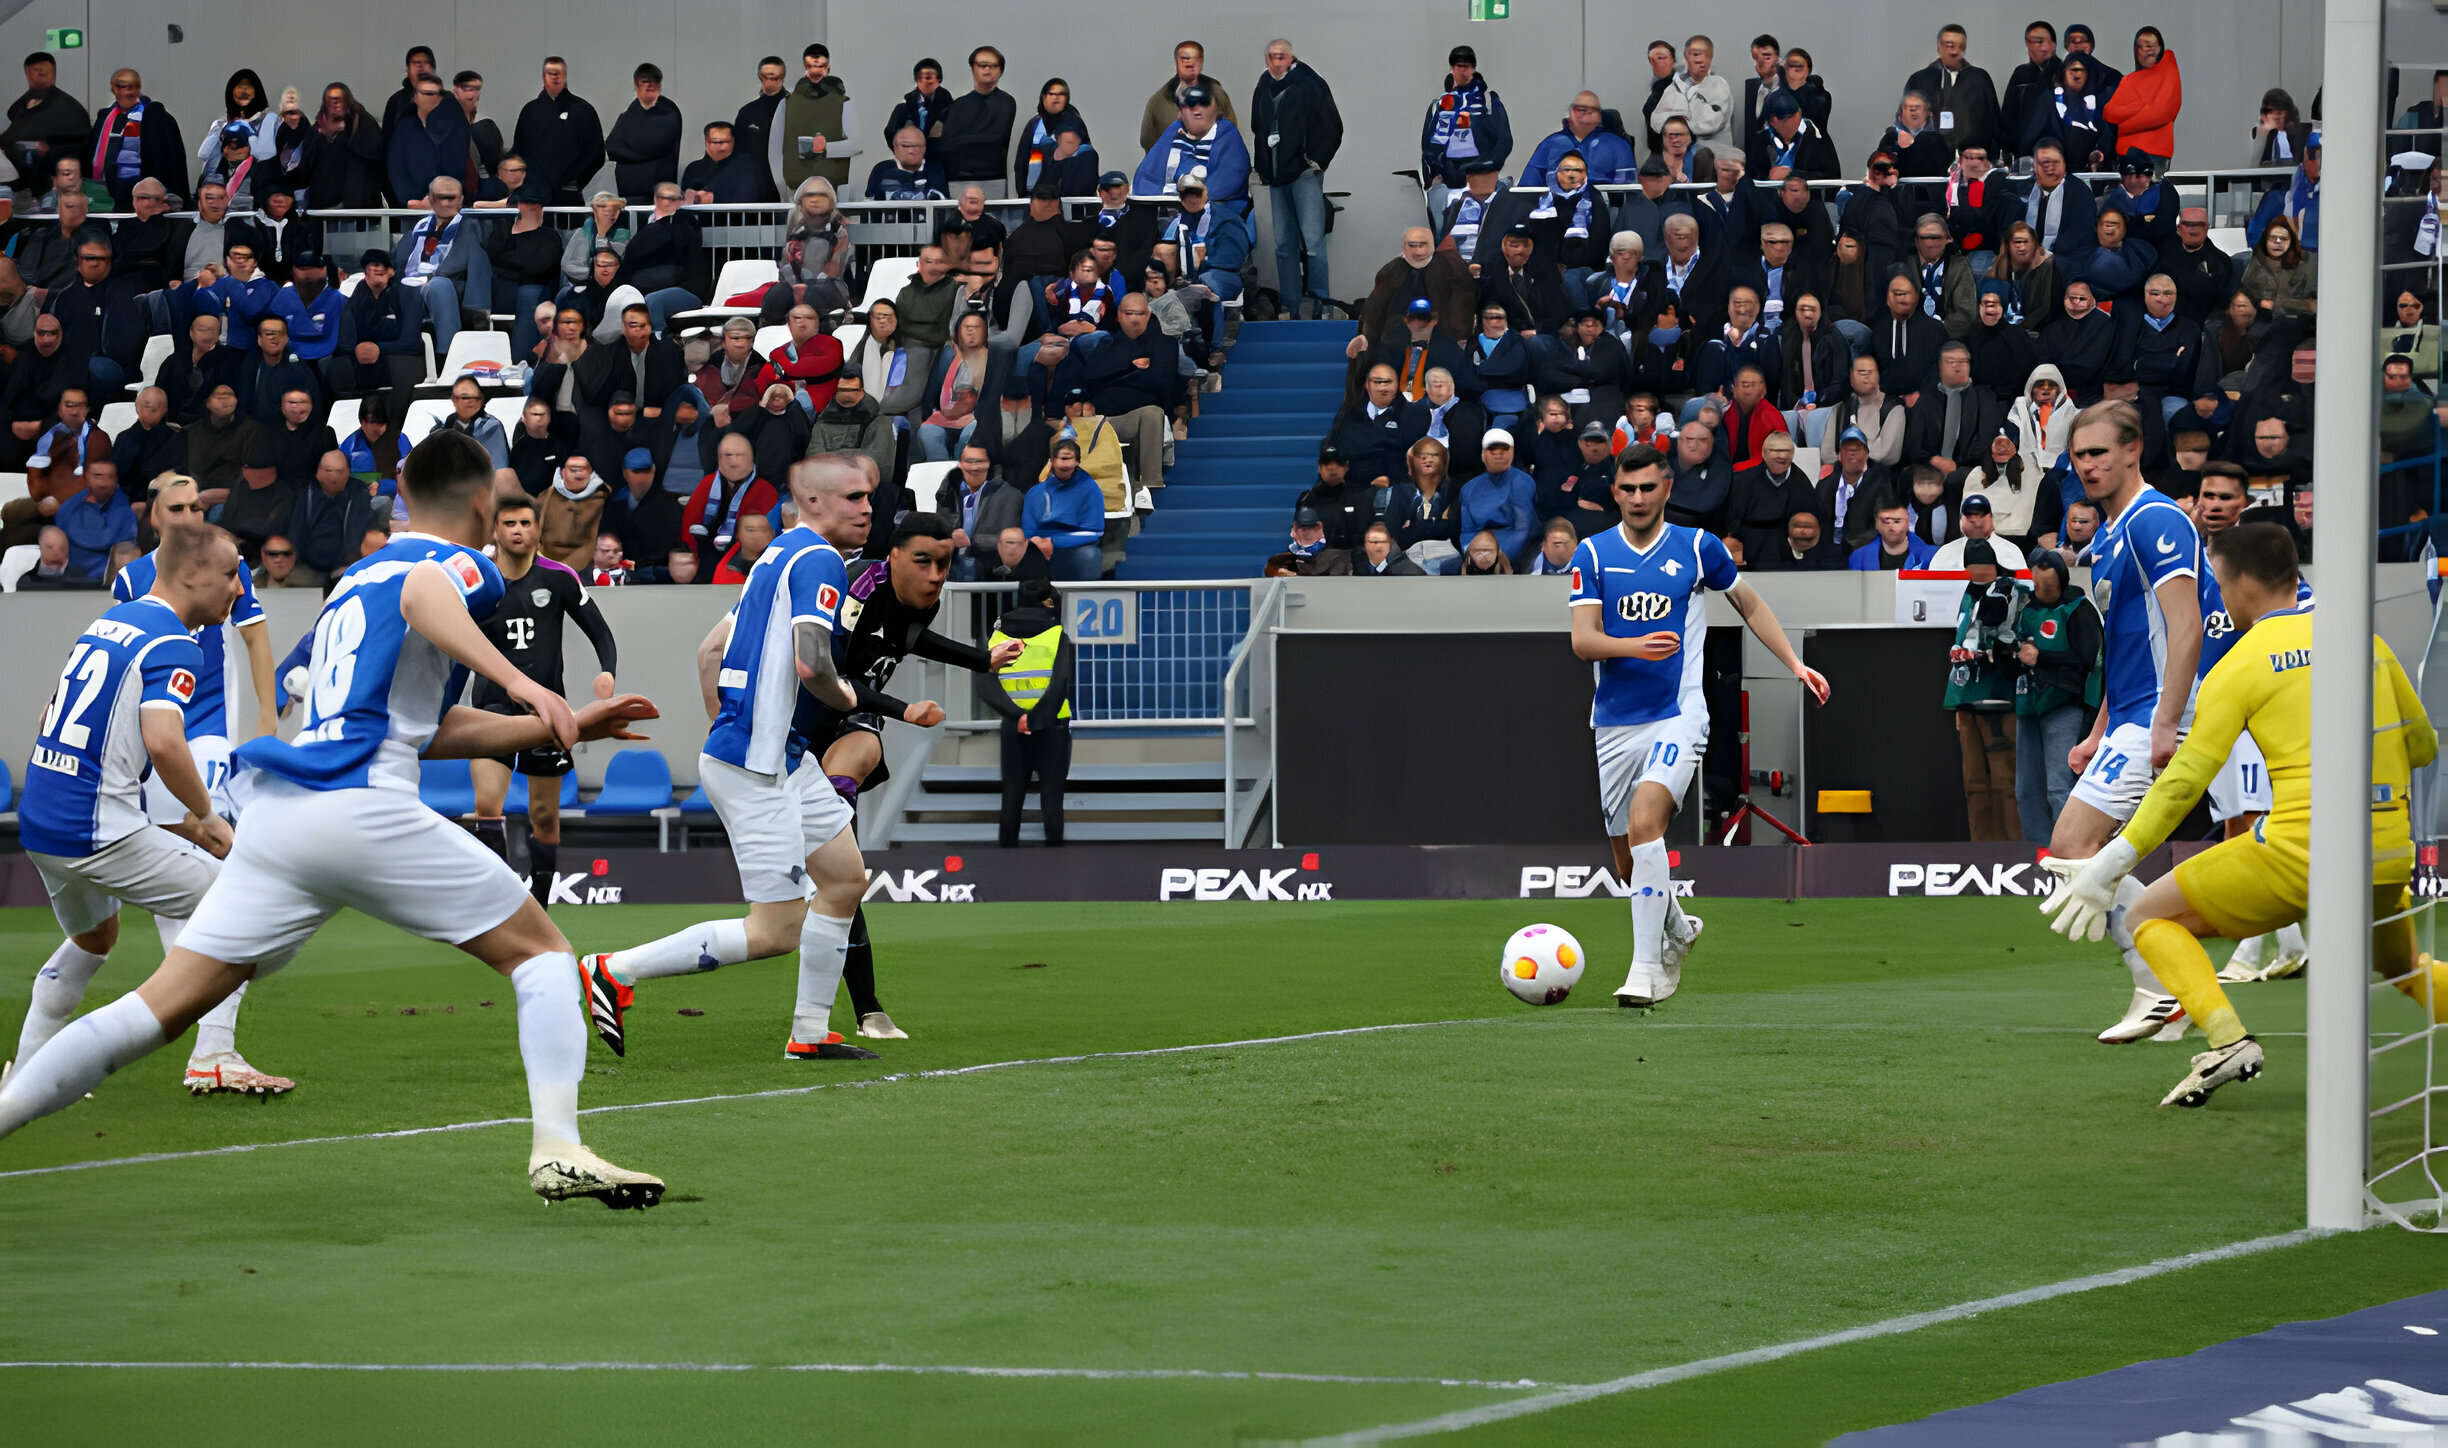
[0,897,2438,1446]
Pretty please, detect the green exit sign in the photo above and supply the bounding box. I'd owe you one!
[1468,0,1508,18]
[44,28,82,49]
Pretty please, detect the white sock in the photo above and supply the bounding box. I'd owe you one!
[2108,875,2165,992]
[16,941,108,1066]
[2277,922,2308,960]
[0,994,166,1138]
[791,913,855,1044]
[510,954,586,1156]
[1628,840,1671,968]
[190,978,247,1060]
[606,918,752,984]
[2231,933,2270,970]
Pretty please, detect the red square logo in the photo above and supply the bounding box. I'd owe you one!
[448,553,484,591]
[817,583,841,613]
[1568,566,1582,592]
[167,668,196,702]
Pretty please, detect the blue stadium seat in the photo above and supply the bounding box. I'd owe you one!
[419,759,475,817]
[679,784,713,813]
[505,773,582,813]
[586,750,675,815]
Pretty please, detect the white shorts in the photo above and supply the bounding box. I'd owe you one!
[699,753,857,904]
[30,827,221,938]
[2069,721,2160,821]
[141,735,235,825]
[2207,733,2273,823]
[175,776,531,969]
[1595,717,1706,837]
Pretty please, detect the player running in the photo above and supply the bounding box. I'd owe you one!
[467,492,620,909]
[8,526,247,1095]
[2047,402,2208,1044]
[0,433,668,1207]
[1570,443,1829,1008]
[2042,523,2440,1106]
[2192,463,2312,985]
[107,474,291,1095]
[581,454,882,1062]
[804,512,1019,1040]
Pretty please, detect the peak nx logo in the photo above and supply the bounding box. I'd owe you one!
[1888,861,2057,897]
[864,855,978,903]
[1518,862,1692,899]
[1159,854,1335,901]
[545,858,626,905]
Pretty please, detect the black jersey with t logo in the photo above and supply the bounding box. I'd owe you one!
[471,555,620,708]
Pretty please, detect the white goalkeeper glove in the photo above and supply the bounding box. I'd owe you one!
[2036,836,2140,942]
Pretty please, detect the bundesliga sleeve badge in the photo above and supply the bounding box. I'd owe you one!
[169,668,197,702]
[448,553,486,594]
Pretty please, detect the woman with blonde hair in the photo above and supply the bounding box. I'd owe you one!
[770,175,852,321]
[1384,436,1462,570]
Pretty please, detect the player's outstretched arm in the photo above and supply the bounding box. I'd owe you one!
[425,696,660,759]
[1725,582,1832,705]
[2147,573,2202,768]
[793,620,859,711]
[400,561,577,749]
[239,616,279,741]
[139,708,232,857]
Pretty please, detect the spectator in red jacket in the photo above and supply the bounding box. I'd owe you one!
[681,432,779,572]
[712,510,775,582]
[749,300,842,413]
[2100,27,2181,163]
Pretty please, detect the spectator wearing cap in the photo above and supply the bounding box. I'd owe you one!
[1024,435,1105,580]
[1903,24,2003,158]
[1136,80,1251,219]
[938,48,1015,196]
[2100,27,2181,165]
[1537,419,1620,535]
[1819,425,1894,549]
[1849,496,1937,569]
[1460,427,1536,567]
[1141,40,1240,152]
[1522,91,1636,189]
[1326,362,1411,490]
[2027,55,2115,173]
[1278,505,1350,575]
[1398,366,1487,482]
[89,68,188,209]
[2104,149,2180,255]
[867,123,949,201]
[1928,494,2027,571]
[1476,223,1568,336]
[2019,138,2100,263]
[1536,309,1633,428]
[1085,170,1159,280]
[1462,303,1534,431]
[1746,89,1839,181]
[1161,172,1251,354]
[604,63,682,204]
[327,250,426,398]
[1351,227,1474,367]
[682,433,778,574]
[270,250,345,364]
[1298,442,1376,551]
[1944,534,2024,840]
[1377,296,1469,404]
[1438,159,1506,257]
[1420,45,1512,196]
[1251,39,1343,322]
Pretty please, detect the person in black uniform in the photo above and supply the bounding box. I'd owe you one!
[791,511,1020,1039]
[470,494,620,906]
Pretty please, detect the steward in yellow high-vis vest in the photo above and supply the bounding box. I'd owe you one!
[982,580,1079,846]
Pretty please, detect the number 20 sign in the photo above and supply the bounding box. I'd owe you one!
[1069,591,1137,646]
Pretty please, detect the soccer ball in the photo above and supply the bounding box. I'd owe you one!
[1500,924,1585,1006]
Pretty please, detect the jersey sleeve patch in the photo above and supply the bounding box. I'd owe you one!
[1567,540,1602,606]
[445,551,486,596]
[137,634,207,709]
[1695,531,1741,591]
[2131,506,2199,587]
[230,565,265,626]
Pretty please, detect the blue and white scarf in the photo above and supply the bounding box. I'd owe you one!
[1160,128,1215,189]
[1429,79,1492,153]
[1532,184,1594,239]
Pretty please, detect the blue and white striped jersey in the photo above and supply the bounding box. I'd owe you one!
[113,547,265,739]
[232,531,505,793]
[18,597,204,856]
[704,527,847,777]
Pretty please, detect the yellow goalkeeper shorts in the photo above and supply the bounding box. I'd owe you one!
[2174,829,2410,942]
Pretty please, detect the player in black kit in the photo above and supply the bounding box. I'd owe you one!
[805,512,1019,1038]
[474,494,620,906]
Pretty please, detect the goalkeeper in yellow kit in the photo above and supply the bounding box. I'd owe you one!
[2041,523,2442,1108]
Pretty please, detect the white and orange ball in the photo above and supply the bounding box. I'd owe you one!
[1500,924,1585,1005]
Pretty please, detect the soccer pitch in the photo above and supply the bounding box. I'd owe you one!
[4,896,2444,1447]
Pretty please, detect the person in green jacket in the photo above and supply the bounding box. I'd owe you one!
[783,43,861,189]
[2011,549,2102,842]
[983,579,1078,846]
[1945,537,2025,841]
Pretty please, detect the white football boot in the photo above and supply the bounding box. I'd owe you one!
[2099,988,2186,1044]
[529,1141,666,1209]
[2160,1037,2265,1108]
[184,1052,296,1097]
[1614,963,1665,1009]
[857,1011,909,1040]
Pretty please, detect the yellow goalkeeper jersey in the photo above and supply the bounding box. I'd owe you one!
[2122,605,2438,876]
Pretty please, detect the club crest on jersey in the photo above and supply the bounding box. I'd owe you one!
[817,583,841,614]
[1661,558,1683,577]
[448,552,484,592]
[531,588,551,607]
[168,668,196,702]
[1616,592,1674,623]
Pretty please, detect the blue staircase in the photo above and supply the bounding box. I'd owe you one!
[1117,320,1350,581]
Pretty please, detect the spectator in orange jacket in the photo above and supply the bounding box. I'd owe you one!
[2101,28,2181,163]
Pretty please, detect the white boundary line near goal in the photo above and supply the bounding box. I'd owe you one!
[0,1015,2273,1184]
[0,1359,1569,1391]
[1298,1228,2334,1445]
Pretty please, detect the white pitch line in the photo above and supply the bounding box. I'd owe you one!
[0,1360,1567,1391]
[0,1018,1499,1182]
[1300,1228,2334,1445]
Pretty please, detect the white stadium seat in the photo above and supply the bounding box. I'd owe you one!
[440,330,514,379]
[670,259,781,332]
[752,324,791,358]
[137,334,173,387]
[859,255,919,310]
[97,402,136,435]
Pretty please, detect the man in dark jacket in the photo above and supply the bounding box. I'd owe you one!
[1903,342,2005,475]
[938,47,1016,195]
[1475,224,1568,335]
[884,59,953,159]
[1070,294,1183,485]
[513,57,606,206]
[2161,207,2235,325]
[45,238,146,397]
[1904,25,2004,155]
[1297,444,1379,550]
[87,69,186,209]
[605,64,682,203]
[382,47,440,131]
[325,251,426,398]
[1374,297,1471,402]
[161,313,239,423]
[733,56,789,203]
[230,314,325,427]
[809,373,895,482]
[1005,179,1089,290]
[3,52,87,173]
[1871,273,1951,400]
[386,75,471,207]
[285,449,379,581]
[681,121,765,204]
[1350,226,1475,367]
[1250,40,1343,320]
[1084,171,1159,284]
[578,304,687,419]
[1745,91,1840,181]
[1326,365,1410,489]
[935,439,1024,574]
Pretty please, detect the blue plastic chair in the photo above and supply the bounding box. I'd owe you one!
[586,750,675,815]
[419,759,475,817]
[505,772,582,813]
[679,784,713,813]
